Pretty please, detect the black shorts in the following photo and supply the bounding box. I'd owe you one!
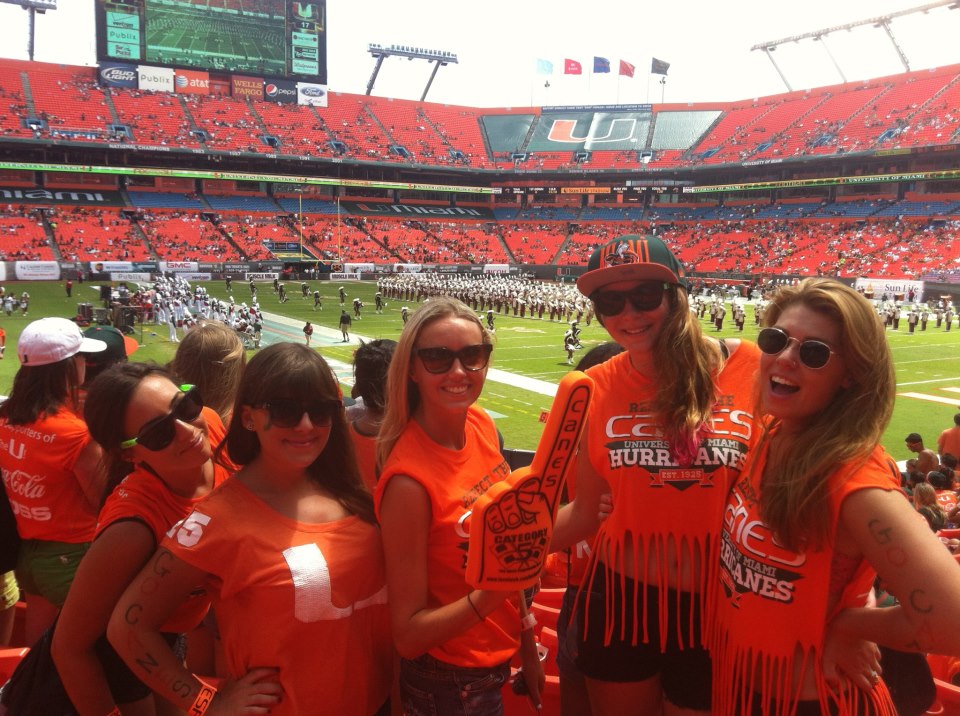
[572,570,712,711]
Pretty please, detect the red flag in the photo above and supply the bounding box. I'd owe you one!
[619,60,635,78]
[564,59,582,75]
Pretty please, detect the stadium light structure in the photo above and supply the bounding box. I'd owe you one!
[751,0,959,90]
[366,43,459,102]
[0,0,57,61]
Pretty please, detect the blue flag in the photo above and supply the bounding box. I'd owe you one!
[536,59,554,75]
[593,56,610,73]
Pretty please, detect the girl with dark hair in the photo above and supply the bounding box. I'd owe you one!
[45,362,227,715]
[348,338,397,489]
[108,343,392,716]
[375,296,517,715]
[711,278,960,715]
[0,317,107,644]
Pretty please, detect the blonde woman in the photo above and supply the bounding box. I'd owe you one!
[168,320,246,425]
[375,297,517,715]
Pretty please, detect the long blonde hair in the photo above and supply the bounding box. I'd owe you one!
[376,297,491,472]
[759,278,895,551]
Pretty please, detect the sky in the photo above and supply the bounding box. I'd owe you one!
[1,0,959,107]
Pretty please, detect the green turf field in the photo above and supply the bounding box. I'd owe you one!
[1,279,958,462]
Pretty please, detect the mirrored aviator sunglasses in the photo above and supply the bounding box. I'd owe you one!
[416,343,494,374]
[591,282,668,317]
[121,385,204,451]
[757,327,836,369]
[258,398,342,428]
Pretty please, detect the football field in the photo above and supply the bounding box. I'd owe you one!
[0,279,957,460]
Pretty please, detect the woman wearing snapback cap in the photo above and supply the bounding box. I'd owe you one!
[551,235,761,715]
[0,316,107,644]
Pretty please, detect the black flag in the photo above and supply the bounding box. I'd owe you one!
[651,57,670,75]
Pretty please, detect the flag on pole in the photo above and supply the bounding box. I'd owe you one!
[619,60,635,78]
[593,56,610,73]
[651,57,670,75]
[536,58,554,75]
[564,59,582,75]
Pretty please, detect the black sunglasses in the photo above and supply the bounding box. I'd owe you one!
[256,398,342,428]
[757,327,838,369]
[416,344,493,374]
[121,385,204,452]
[591,283,670,316]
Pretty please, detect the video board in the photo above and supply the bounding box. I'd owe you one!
[94,0,327,82]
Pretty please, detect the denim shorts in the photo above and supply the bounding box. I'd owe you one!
[400,652,510,716]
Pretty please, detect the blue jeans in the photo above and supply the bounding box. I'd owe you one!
[400,652,510,716]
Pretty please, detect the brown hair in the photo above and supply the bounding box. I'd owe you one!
[758,278,895,551]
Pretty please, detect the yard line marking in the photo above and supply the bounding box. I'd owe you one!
[898,392,960,406]
[897,378,960,387]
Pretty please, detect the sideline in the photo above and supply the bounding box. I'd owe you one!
[261,311,558,397]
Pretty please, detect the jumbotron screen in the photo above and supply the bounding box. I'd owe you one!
[94,0,327,82]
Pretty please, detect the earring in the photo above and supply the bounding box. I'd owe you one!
[245,422,255,430]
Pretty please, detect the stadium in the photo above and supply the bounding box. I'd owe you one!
[0,0,959,713]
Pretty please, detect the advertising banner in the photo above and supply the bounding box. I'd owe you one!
[175,70,211,95]
[297,82,328,107]
[98,63,138,88]
[111,272,153,283]
[245,272,279,281]
[484,264,511,274]
[137,65,174,92]
[90,260,133,273]
[231,75,263,99]
[15,261,60,280]
[329,273,362,281]
[343,263,374,274]
[854,278,925,303]
[391,264,423,273]
[160,261,199,272]
[263,79,298,104]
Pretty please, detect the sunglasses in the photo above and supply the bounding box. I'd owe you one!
[121,385,203,451]
[591,283,669,316]
[757,327,838,369]
[256,398,342,428]
[416,344,493,374]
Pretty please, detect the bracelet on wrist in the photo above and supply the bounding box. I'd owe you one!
[521,612,537,632]
[105,708,122,716]
[189,679,218,716]
[466,592,484,623]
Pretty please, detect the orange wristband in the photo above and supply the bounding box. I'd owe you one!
[189,680,217,716]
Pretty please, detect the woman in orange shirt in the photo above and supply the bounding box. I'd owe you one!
[375,297,517,715]
[109,343,392,716]
[0,317,107,644]
[712,279,960,715]
[48,363,227,715]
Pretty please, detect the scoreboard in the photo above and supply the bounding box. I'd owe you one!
[94,0,327,82]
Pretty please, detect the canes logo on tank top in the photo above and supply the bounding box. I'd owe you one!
[719,474,805,607]
[601,395,753,490]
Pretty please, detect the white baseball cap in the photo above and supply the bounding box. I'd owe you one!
[17,317,108,366]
